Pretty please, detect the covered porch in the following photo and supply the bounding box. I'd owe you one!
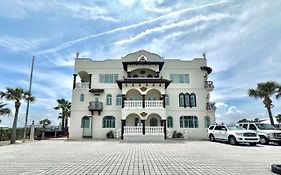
[121,113,166,141]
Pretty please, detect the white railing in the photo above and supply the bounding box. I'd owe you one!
[116,129,121,138]
[75,82,89,89]
[145,126,164,135]
[124,100,142,109]
[124,100,163,109]
[145,100,163,108]
[124,126,143,135]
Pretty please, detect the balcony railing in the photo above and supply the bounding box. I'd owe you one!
[145,100,163,108]
[145,126,164,135]
[206,102,217,110]
[124,126,142,135]
[75,82,89,89]
[124,100,143,109]
[123,126,164,135]
[124,100,163,109]
[204,81,214,90]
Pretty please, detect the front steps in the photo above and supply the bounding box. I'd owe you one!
[123,134,164,141]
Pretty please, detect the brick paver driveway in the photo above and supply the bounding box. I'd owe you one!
[0,140,280,175]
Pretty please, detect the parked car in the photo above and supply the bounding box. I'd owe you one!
[238,122,281,145]
[208,124,259,145]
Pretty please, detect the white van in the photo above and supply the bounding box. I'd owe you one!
[238,122,281,145]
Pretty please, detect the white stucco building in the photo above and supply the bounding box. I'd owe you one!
[70,50,216,140]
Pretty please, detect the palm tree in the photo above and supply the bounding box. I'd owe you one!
[0,102,10,116]
[0,88,35,144]
[54,98,71,132]
[39,118,51,140]
[276,114,281,129]
[248,81,280,126]
[276,86,281,99]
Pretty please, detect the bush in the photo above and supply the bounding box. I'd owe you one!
[106,131,114,138]
[172,131,184,139]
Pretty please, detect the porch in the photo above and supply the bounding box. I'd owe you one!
[123,126,165,141]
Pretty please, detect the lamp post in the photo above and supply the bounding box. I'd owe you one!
[23,56,35,143]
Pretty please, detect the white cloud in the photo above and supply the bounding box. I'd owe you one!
[115,13,229,46]
[226,106,243,115]
[0,36,47,52]
[36,1,228,55]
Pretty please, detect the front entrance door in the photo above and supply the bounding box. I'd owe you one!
[150,118,158,126]
[82,116,92,138]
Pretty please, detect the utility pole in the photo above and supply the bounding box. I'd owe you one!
[23,56,35,143]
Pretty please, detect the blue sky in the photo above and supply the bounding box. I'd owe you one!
[0,0,281,127]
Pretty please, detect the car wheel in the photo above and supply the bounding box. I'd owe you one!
[209,134,215,142]
[260,136,269,145]
[249,143,257,146]
[229,136,237,145]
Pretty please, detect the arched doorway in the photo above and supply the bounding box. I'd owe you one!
[146,113,162,126]
[81,116,92,138]
[125,114,141,126]
[150,118,158,126]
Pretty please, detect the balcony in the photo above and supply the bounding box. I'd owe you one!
[88,101,103,115]
[75,82,89,89]
[124,100,163,109]
[206,102,217,111]
[123,126,164,135]
[204,81,214,90]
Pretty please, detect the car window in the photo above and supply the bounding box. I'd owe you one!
[249,124,257,130]
[227,125,245,130]
[214,126,223,130]
[208,126,214,130]
[242,124,248,129]
[255,124,276,130]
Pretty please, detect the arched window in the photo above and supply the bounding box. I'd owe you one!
[106,94,112,105]
[116,94,122,106]
[80,94,85,102]
[150,118,158,126]
[133,74,138,78]
[180,116,198,128]
[103,116,115,128]
[167,116,173,128]
[190,93,196,107]
[81,116,90,128]
[165,95,169,106]
[204,116,211,128]
[185,93,190,107]
[179,93,185,107]
[147,74,153,78]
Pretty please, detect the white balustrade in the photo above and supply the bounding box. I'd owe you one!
[124,100,142,109]
[145,100,163,108]
[123,126,164,135]
[124,100,163,109]
[75,82,89,89]
[124,126,143,135]
[145,126,164,135]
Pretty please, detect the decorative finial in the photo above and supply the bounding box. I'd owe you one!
[76,52,80,59]
[202,53,206,59]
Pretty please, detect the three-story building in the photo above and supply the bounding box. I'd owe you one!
[70,50,216,140]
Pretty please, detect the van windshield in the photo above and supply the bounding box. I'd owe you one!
[227,125,245,130]
[255,124,276,130]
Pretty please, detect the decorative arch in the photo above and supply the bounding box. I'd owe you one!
[146,89,161,100]
[190,93,196,107]
[179,93,185,107]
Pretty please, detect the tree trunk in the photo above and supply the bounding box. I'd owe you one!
[266,105,275,126]
[11,101,21,144]
[61,116,65,132]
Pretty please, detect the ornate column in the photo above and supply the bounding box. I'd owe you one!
[162,119,167,139]
[89,74,92,89]
[141,120,145,135]
[162,94,166,108]
[142,95,145,108]
[121,119,125,140]
[73,74,77,89]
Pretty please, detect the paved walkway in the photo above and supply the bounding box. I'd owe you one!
[0,140,279,174]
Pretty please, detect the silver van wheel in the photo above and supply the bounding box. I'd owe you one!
[260,137,268,145]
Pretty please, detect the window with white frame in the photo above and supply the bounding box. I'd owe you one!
[116,94,122,106]
[170,74,189,83]
[180,116,198,128]
[99,74,118,83]
[167,116,173,128]
[103,116,115,128]
[204,116,211,128]
[80,94,85,102]
[106,94,112,105]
